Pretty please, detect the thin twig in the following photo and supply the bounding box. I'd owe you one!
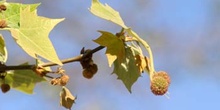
[41,55,82,67]
[0,46,105,72]
[44,74,54,79]
[42,46,105,67]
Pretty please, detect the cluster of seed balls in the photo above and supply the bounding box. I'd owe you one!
[80,48,98,79]
[150,71,171,95]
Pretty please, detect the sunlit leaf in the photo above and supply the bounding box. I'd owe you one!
[9,6,64,65]
[4,63,46,94]
[112,46,140,93]
[0,2,40,28]
[89,0,127,28]
[60,86,76,109]
[94,31,125,67]
[0,34,7,63]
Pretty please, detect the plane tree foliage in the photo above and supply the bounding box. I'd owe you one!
[0,0,171,109]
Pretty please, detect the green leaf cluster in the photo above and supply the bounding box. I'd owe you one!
[0,2,64,65]
[0,2,64,94]
[90,0,155,92]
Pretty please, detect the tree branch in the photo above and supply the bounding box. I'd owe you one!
[0,46,105,72]
[42,46,105,67]
[41,55,82,67]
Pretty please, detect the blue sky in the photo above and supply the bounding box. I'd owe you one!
[1,0,220,110]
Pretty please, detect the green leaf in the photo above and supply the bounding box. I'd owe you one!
[9,6,64,65]
[60,86,76,109]
[89,0,127,28]
[4,63,46,94]
[93,31,125,67]
[112,46,140,93]
[0,34,7,63]
[0,2,40,28]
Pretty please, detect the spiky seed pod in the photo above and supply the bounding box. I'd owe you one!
[150,71,170,95]
[155,71,171,85]
[60,75,69,86]
[1,83,10,93]
[150,76,169,95]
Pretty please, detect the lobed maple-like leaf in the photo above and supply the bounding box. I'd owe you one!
[89,0,127,28]
[9,6,64,65]
[93,31,125,67]
[112,46,141,93]
[4,63,46,94]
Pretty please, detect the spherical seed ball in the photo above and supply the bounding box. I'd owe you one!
[60,75,70,86]
[83,69,94,79]
[150,74,169,95]
[89,64,98,74]
[156,71,171,85]
[1,83,10,93]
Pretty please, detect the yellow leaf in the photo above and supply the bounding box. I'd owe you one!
[89,0,127,28]
[10,6,64,65]
[60,86,76,109]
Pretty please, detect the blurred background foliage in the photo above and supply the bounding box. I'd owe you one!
[0,0,220,110]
